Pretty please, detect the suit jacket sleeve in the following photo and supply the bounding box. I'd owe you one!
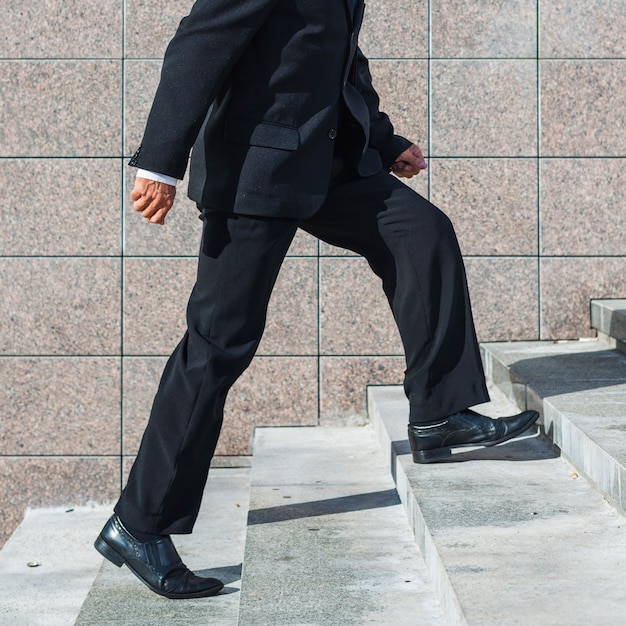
[354,47,412,169]
[130,0,280,180]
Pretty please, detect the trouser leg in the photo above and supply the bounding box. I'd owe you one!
[115,208,297,534]
[301,170,489,423]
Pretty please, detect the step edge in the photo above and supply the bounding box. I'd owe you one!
[368,388,469,626]
[591,299,626,353]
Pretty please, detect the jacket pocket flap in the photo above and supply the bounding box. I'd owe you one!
[225,118,300,151]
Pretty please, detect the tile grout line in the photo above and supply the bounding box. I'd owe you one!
[536,0,542,340]
[120,0,127,491]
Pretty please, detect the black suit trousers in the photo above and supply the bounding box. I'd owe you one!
[115,169,489,535]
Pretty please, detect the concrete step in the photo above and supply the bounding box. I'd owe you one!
[369,383,626,626]
[482,338,626,514]
[0,504,110,625]
[591,298,626,353]
[0,468,251,626]
[238,426,445,626]
[7,331,626,625]
[75,468,250,626]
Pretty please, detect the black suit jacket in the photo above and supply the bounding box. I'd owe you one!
[130,0,411,218]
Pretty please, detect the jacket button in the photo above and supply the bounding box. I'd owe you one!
[328,128,337,140]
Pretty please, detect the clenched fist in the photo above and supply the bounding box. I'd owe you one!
[131,177,177,225]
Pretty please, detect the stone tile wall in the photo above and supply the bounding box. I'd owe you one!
[2,0,626,543]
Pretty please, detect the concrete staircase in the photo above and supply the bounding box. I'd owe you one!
[2,299,626,625]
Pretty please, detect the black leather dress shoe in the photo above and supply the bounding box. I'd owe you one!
[408,408,539,464]
[94,514,224,599]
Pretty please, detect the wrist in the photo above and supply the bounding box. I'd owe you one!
[136,169,179,187]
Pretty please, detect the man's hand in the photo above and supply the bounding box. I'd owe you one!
[391,144,428,178]
[131,177,177,225]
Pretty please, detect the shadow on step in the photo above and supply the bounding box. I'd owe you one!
[509,349,626,397]
[196,563,242,587]
[247,489,400,526]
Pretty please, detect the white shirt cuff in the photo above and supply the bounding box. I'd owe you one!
[136,169,179,187]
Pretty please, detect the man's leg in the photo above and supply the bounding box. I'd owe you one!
[96,209,297,599]
[116,208,298,534]
[302,169,489,420]
[301,170,538,461]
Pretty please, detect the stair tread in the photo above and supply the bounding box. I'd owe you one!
[370,385,626,626]
[0,505,110,626]
[75,468,250,626]
[238,426,445,626]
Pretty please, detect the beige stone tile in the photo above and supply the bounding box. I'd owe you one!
[122,356,167,455]
[432,0,536,58]
[0,1,122,59]
[124,257,318,356]
[431,60,537,157]
[125,0,191,59]
[0,457,119,549]
[124,60,162,156]
[320,243,359,257]
[258,258,318,356]
[541,61,626,157]
[218,356,318,455]
[320,356,405,425]
[430,158,538,255]
[320,257,403,355]
[541,0,626,58]
[123,258,196,355]
[122,455,252,484]
[288,230,318,256]
[0,61,121,157]
[541,158,626,255]
[369,60,428,150]
[464,257,539,342]
[0,159,121,256]
[122,456,135,486]
[124,167,204,256]
[359,0,428,58]
[0,357,120,455]
[540,257,626,339]
[401,168,430,199]
[0,258,121,355]
[125,360,266,460]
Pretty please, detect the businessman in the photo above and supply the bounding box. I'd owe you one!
[95,0,539,599]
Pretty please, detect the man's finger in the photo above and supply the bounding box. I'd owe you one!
[135,188,173,215]
[134,194,162,215]
[131,178,176,214]
[133,194,151,213]
[146,204,172,225]
[393,163,423,178]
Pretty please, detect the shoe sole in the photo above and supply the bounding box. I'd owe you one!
[94,535,224,599]
[412,411,540,464]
